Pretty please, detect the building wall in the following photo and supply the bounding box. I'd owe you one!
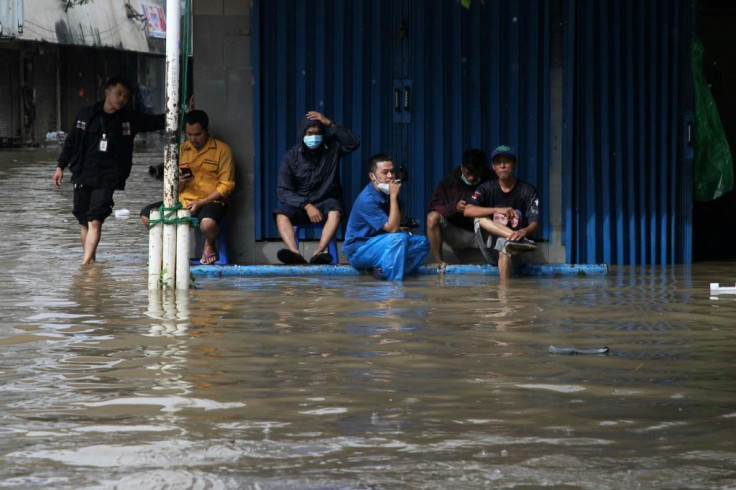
[3,0,165,54]
[30,45,60,139]
[193,0,256,264]
[0,0,22,38]
[0,47,20,141]
[0,40,163,144]
[1,0,166,144]
[0,0,165,144]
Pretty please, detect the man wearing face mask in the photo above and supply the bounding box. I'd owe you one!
[342,153,430,281]
[426,149,494,265]
[274,110,361,264]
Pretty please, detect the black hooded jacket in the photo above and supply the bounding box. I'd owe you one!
[277,116,360,207]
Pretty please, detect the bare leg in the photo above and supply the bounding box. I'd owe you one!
[476,216,514,281]
[80,225,87,252]
[141,214,150,227]
[200,217,220,263]
[82,220,102,265]
[476,216,513,239]
[497,251,513,282]
[426,211,444,264]
[313,210,341,256]
[276,214,299,253]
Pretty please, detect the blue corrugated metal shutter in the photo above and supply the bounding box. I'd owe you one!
[562,0,695,264]
[254,0,551,241]
[408,0,550,239]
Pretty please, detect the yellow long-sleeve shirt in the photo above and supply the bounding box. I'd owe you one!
[178,136,235,207]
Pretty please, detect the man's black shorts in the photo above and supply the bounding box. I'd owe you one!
[273,197,343,226]
[140,200,228,224]
[73,184,115,225]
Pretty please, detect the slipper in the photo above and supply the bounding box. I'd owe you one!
[200,252,218,265]
[277,249,308,265]
[309,251,333,265]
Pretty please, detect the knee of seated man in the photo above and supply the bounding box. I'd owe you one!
[388,232,409,246]
[427,211,442,227]
[199,217,218,231]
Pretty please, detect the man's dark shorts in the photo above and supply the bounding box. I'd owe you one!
[273,197,343,226]
[73,184,114,225]
[140,201,228,224]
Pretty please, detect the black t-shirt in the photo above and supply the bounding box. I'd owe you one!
[467,179,539,230]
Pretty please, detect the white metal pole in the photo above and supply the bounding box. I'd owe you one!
[176,209,191,289]
[162,214,177,288]
[160,0,182,288]
[148,209,163,289]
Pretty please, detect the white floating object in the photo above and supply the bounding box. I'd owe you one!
[710,283,736,295]
[114,209,130,218]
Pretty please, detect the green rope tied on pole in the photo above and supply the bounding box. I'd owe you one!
[147,203,199,229]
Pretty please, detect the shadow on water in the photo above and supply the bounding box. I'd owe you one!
[0,148,735,488]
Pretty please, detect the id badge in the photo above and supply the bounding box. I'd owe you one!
[99,135,108,152]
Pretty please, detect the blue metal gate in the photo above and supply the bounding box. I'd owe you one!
[562,0,695,264]
[253,0,551,241]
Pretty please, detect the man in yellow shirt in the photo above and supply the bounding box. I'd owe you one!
[140,110,235,264]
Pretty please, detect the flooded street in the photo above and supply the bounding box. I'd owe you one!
[1,147,735,489]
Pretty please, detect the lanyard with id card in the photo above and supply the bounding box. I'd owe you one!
[99,133,108,152]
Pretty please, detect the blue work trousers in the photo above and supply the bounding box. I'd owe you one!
[348,232,430,281]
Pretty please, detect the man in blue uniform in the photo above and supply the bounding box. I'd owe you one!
[343,153,430,281]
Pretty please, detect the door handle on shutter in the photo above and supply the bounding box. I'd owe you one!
[403,86,411,111]
[394,89,401,111]
[683,112,694,161]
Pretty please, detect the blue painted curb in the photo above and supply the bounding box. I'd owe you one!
[190,263,608,278]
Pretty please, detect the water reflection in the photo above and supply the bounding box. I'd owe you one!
[146,290,190,335]
[0,150,735,488]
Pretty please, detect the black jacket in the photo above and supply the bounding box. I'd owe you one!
[277,118,360,207]
[57,101,164,190]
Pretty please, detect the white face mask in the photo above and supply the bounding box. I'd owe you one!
[376,182,390,195]
[371,173,391,195]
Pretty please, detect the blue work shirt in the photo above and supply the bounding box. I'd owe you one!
[343,183,403,259]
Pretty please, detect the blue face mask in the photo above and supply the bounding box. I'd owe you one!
[303,134,323,149]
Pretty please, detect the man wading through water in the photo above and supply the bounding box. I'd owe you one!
[52,76,164,264]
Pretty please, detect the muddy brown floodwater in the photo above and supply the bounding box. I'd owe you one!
[0,146,735,489]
